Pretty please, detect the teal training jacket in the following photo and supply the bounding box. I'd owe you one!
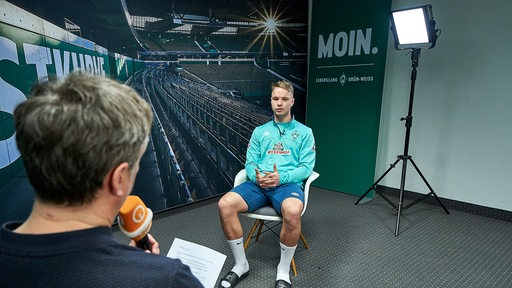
[245,118,316,187]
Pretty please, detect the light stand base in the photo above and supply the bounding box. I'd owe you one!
[355,154,449,236]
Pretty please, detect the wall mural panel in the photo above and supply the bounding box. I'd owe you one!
[0,0,308,221]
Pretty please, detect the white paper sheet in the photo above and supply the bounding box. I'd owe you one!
[167,238,226,288]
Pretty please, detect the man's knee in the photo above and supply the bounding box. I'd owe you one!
[281,198,303,220]
[218,192,247,215]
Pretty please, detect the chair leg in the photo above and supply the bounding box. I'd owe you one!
[290,232,308,276]
[255,220,264,241]
[291,257,298,276]
[244,220,260,249]
[299,232,309,249]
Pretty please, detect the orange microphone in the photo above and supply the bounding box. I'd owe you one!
[118,195,153,251]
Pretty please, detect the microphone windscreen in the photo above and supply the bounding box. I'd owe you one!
[118,195,153,242]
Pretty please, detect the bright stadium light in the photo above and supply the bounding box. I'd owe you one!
[264,17,277,33]
[390,4,439,50]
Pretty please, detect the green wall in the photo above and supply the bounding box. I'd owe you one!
[307,0,391,195]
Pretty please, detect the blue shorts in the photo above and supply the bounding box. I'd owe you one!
[231,182,304,215]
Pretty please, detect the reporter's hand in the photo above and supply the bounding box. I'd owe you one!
[129,233,160,254]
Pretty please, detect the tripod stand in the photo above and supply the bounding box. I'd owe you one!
[355,48,449,236]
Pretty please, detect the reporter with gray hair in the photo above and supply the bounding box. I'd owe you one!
[0,71,203,287]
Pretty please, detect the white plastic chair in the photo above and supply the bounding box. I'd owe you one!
[234,169,320,276]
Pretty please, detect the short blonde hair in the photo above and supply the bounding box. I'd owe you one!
[271,80,294,96]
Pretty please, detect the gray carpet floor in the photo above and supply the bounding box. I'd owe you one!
[114,187,512,287]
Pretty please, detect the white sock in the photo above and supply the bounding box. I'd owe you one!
[276,242,296,284]
[227,237,249,277]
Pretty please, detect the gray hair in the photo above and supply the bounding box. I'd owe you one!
[14,71,153,205]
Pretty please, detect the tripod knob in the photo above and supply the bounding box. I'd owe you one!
[400,116,413,127]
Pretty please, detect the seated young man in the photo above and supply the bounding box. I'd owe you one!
[218,80,316,288]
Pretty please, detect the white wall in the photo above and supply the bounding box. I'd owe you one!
[377,0,512,211]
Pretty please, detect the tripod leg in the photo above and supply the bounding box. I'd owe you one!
[355,158,401,207]
[405,159,450,214]
[395,157,409,236]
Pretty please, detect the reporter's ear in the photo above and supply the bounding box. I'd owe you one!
[109,162,131,197]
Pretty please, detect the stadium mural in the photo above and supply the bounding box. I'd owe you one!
[0,0,308,221]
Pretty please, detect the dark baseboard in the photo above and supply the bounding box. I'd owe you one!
[376,185,512,222]
[153,194,222,220]
[112,194,222,232]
